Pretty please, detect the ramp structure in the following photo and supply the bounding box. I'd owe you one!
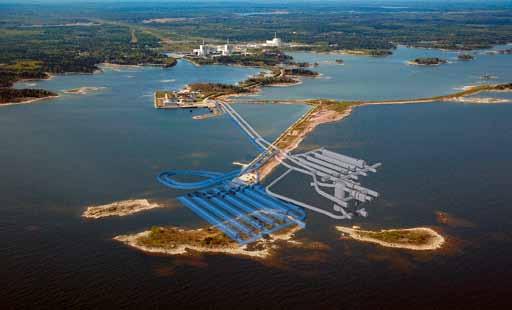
[158,101,381,244]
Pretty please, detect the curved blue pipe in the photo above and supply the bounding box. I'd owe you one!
[157,169,241,190]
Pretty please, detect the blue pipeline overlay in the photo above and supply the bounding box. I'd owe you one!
[157,169,242,190]
[156,168,306,244]
[157,103,306,244]
[176,184,306,245]
[157,102,379,240]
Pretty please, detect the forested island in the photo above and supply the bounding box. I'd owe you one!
[336,226,445,250]
[283,68,319,77]
[409,57,448,66]
[340,49,393,57]
[458,54,475,61]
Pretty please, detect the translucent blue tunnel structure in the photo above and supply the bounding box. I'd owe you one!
[157,169,242,190]
[157,102,380,244]
[158,168,306,245]
[177,184,306,244]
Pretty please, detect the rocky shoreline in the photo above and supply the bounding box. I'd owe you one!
[63,86,107,95]
[407,57,448,66]
[336,226,445,250]
[82,199,166,219]
[114,225,303,259]
[0,93,59,107]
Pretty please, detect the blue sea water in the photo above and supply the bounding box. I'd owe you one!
[1,47,512,308]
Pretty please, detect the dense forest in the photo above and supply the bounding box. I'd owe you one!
[0,20,175,103]
[283,68,319,77]
[2,2,512,54]
[410,57,448,66]
[186,51,294,67]
[0,88,57,104]
[188,83,249,97]
[1,1,512,103]
[10,1,504,51]
[0,24,175,74]
[240,76,297,88]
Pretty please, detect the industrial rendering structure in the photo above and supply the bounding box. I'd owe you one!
[193,40,234,57]
[158,101,380,244]
[264,32,283,47]
[192,33,285,58]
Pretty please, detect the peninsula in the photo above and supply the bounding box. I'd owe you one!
[0,88,58,106]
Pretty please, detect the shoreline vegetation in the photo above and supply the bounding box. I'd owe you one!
[1,43,176,106]
[114,225,302,258]
[82,199,166,219]
[335,226,445,250]
[458,54,475,61]
[407,57,448,66]
[337,49,393,57]
[63,86,107,95]
[0,88,58,106]
[184,51,295,68]
[0,61,176,106]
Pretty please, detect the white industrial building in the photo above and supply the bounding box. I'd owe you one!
[220,41,234,56]
[192,34,285,57]
[193,40,234,57]
[193,41,217,57]
[264,32,283,47]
